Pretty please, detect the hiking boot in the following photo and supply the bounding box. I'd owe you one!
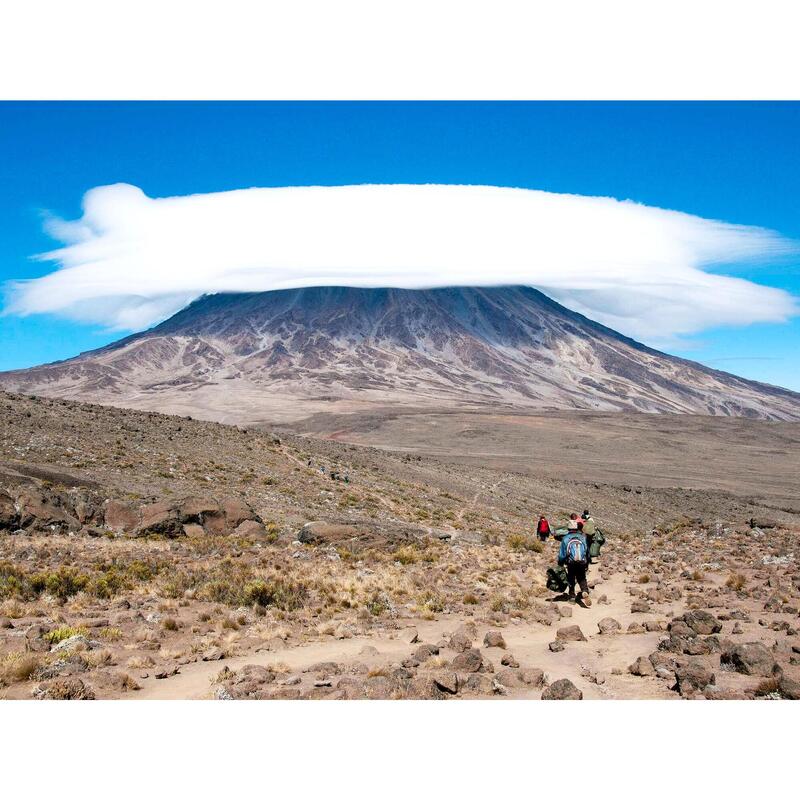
[583,595,592,607]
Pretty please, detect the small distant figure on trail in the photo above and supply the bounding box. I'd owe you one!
[581,510,596,563]
[536,515,551,542]
[344,473,350,484]
[558,530,592,607]
[307,458,313,467]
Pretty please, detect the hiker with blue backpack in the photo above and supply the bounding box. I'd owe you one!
[558,528,592,607]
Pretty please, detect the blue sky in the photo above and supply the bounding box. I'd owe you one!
[0,101,798,390]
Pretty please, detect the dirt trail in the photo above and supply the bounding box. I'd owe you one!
[133,567,675,700]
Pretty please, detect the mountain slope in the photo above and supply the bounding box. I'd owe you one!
[2,285,799,422]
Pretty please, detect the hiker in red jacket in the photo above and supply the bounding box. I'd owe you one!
[536,515,551,542]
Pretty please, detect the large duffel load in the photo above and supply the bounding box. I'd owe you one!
[589,528,606,558]
[546,565,569,593]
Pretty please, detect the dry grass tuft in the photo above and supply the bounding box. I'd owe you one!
[0,652,42,686]
[726,572,747,591]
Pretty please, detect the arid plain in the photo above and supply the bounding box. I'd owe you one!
[1,390,798,699]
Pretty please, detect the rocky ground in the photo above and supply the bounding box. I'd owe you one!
[1,390,798,699]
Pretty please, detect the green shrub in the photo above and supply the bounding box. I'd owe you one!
[242,577,307,610]
[0,561,26,600]
[30,568,89,601]
[44,625,88,644]
[507,533,543,553]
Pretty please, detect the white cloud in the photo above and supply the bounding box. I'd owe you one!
[5,182,798,344]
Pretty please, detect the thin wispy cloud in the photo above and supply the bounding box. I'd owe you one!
[4,183,798,345]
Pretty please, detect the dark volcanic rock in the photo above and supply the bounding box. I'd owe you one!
[452,648,484,673]
[542,678,583,700]
[682,610,723,635]
[598,617,621,635]
[674,660,715,697]
[721,642,779,677]
[483,630,506,649]
[556,625,587,642]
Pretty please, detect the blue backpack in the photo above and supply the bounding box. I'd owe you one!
[566,536,587,565]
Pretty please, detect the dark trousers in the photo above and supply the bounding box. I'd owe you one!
[567,561,589,596]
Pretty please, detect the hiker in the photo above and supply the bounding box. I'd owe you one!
[558,530,592,606]
[567,513,583,532]
[536,515,551,542]
[581,510,596,563]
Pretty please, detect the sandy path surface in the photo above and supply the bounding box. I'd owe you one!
[133,569,676,700]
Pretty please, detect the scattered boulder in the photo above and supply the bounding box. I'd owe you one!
[103,499,139,533]
[627,622,646,634]
[519,668,545,687]
[220,497,260,530]
[202,648,225,662]
[749,517,778,529]
[434,672,459,695]
[683,610,722,635]
[501,653,519,668]
[306,661,341,676]
[462,673,494,694]
[16,488,79,533]
[413,644,440,662]
[629,656,656,677]
[218,664,277,699]
[556,625,587,642]
[51,634,91,654]
[0,490,20,530]
[235,520,268,538]
[406,675,447,700]
[455,622,478,639]
[448,631,472,653]
[667,619,695,637]
[400,627,419,644]
[721,642,779,677]
[531,602,559,627]
[631,600,650,613]
[452,648,484,673]
[541,678,582,700]
[674,660,715,697]
[178,496,221,523]
[494,668,523,688]
[597,617,621,635]
[32,678,95,700]
[778,675,800,700]
[136,501,184,538]
[25,625,50,653]
[483,630,506,649]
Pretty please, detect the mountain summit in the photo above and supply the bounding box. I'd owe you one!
[2,285,799,422]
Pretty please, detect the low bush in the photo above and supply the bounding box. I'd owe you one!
[507,534,543,553]
[726,572,747,591]
[44,625,88,645]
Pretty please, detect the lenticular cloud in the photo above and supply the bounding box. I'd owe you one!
[5,182,798,344]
